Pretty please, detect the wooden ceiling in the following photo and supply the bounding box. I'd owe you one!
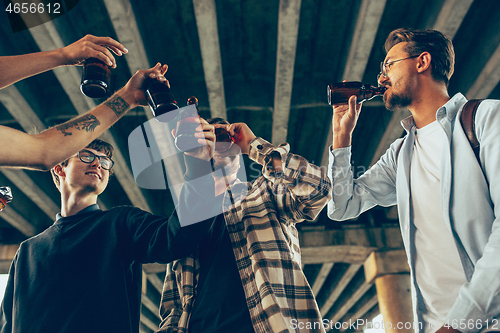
[1,0,500,331]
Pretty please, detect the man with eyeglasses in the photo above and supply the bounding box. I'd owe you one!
[327,28,500,333]
[0,137,215,333]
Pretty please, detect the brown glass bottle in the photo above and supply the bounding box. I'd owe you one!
[0,186,13,211]
[327,82,386,105]
[175,97,234,152]
[175,96,200,151]
[213,127,233,152]
[145,78,179,122]
[80,58,111,98]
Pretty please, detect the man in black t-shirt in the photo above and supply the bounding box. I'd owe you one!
[0,133,212,333]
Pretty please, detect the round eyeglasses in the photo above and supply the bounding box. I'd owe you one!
[78,150,114,170]
[377,55,420,80]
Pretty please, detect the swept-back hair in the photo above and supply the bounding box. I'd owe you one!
[385,28,455,86]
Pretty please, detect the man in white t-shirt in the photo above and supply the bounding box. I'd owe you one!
[328,28,500,333]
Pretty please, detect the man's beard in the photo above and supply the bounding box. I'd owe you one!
[384,85,412,111]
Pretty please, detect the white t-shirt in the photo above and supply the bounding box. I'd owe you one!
[410,121,467,333]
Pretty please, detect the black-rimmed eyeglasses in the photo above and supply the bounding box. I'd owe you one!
[78,150,114,170]
[378,55,420,80]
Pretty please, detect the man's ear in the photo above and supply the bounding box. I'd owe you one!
[417,52,432,74]
[53,164,66,178]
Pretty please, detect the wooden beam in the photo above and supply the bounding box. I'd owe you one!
[1,169,59,219]
[146,273,164,295]
[466,44,500,99]
[301,245,375,265]
[102,0,150,75]
[320,0,386,168]
[312,262,334,296]
[1,207,36,237]
[140,312,158,332]
[0,244,19,274]
[272,0,302,145]
[432,0,474,39]
[328,281,373,324]
[101,0,155,128]
[141,293,161,320]
[143,263,167,274]
[342,0,387,81]
[300,226,404,264]
[339,294,378,332]
[0,86,45,131]
[320,264,361,316]
[300,226,404,251]
[192,0,227,120]
[363,249,409,283]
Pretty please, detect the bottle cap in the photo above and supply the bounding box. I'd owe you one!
[0,186,13,211]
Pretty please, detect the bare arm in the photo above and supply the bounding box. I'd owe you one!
[0,63,168,170]
[0,34,127,90]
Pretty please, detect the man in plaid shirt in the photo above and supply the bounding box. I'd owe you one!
[157,117,332,333]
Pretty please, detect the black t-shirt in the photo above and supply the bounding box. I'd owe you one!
[188,213,254,333]
[0,204,211,333]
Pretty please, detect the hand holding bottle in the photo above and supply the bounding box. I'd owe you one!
[60,34,128,68]
[0,34,127,91]
[332,95,362,149]
[171,118,215,161]
[117,63,168,109]
[226,123,257,155]
[329,81,385,149]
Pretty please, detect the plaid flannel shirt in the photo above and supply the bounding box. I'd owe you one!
[157,138,332,333]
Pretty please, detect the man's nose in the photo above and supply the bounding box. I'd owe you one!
[377,73,387,87]
[90,158,102,169]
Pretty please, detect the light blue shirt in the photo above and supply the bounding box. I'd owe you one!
[328,93,500,333]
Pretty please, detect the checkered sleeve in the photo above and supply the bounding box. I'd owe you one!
[248,137,332,222]
[157,256,198,333]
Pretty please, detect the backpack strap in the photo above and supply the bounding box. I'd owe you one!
[459,99,483,164]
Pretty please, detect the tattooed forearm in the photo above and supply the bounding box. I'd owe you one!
[104,95,130,118]
[56,114,101,136]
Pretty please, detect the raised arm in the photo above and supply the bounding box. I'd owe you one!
[332,95,363,149]
[0,34,127,90]
[0,63,168,170]
[227,122,332,222]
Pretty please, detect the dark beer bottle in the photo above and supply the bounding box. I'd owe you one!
[214,127,234,152]
[175,97,202,151]
[80,58,111,98]
[327,82,386,105]
[145,78,179,122]
[175,97,234,152]
[0,186,13,211]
